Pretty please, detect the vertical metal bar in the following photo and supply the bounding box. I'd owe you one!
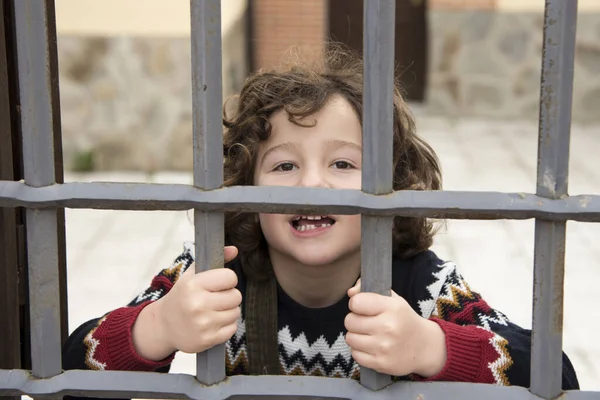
[360,0,395,391]
[13,0,62,378]
[45,0,70,346]
[190,0,226,386]
[0,5,22,396]
[530,1,578,398]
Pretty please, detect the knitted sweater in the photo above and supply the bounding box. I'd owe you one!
[62,242,579,389]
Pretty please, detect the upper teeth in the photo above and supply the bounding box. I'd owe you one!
[293,215,327,221]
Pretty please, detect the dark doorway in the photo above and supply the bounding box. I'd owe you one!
[327,0,428,102]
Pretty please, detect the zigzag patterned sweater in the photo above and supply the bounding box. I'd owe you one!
[62,243,579,389]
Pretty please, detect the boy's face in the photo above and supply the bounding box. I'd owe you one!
[253,95,362,266]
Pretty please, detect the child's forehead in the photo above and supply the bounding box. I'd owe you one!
[257,101,362,159]
[267,96,360,135]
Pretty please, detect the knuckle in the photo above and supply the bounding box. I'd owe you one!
[344,313,355,330]
[349,294,362,310]
[392,299,405,313]
[233,306,242,320]
[188,295,207,313]
[225,308,240,325]
[344,332,355,347]
[216,325,236,344]
[201,332,216,348]
[378,339,392,353]
[195,315,211,331]
[225,269,238,286]
[181,277,197,294]
[382,320,397,334]
[232,289,243,305]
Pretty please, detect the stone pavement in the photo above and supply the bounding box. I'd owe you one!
[62,116,600,391]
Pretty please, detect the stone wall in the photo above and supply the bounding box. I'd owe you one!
[56,10,600,172]
[426,11,600,123]
[57,15,248,172]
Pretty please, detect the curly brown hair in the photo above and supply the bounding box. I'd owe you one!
[222,44,442,281]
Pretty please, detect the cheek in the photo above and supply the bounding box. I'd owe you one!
[258,213,286,237]
[334,171,362,190]
[347,214,362,229]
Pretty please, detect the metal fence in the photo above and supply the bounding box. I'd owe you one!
[0,0,598,399]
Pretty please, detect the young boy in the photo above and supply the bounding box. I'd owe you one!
[62,45,579,391]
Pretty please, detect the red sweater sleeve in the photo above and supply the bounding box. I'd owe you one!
[62,245,195,372]
[410,262,579,389]
[82,302,175,371]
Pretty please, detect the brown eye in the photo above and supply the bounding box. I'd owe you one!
[332,161,352,169]
[275,162,296,171]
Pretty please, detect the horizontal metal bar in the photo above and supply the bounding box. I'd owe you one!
[1,369,597,400]
[0,181,599,222]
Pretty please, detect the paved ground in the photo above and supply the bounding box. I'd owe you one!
[62,115,600,392]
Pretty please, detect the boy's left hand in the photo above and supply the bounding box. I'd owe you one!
[345,279,447,378]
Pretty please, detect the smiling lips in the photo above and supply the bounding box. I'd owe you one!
[290,215,336,232]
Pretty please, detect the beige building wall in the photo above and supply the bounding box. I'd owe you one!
[497,0,600,11]
[55,0,247,37]
[54,0,251,172]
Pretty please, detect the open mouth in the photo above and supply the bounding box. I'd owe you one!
[290,215,336,232]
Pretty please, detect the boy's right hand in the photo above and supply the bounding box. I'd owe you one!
[132,246,241,360]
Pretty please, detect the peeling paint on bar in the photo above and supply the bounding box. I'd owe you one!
[0,181,599,222]
[530,1,579,398]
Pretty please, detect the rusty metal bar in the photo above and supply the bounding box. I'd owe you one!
[1,181,599,222]
[13,0,62,379]
[190,0,226,386]
[530,1,579,399]
[360,0,396,391]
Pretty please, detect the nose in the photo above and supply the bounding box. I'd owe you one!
[298,165,329,189]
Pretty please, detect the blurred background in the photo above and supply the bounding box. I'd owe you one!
[7,0,600,394]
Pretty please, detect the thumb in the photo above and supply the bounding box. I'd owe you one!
[182,246,238,278]
[347,278,361,297]
[224,245,239,263]
[347,278,399,298]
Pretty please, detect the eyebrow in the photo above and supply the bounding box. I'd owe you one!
[260,142,298,165]
[260,139,362,165]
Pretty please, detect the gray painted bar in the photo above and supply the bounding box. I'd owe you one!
[0,0,596,398]
[1,181,598,222]
[190,0,227,386]
[1,369,597,399]
[13,0,62,379]
[360,0,396,391]
[530,0,579,398]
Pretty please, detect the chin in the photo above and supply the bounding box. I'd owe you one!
[290,251,345,266]
[277,242,360,267]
